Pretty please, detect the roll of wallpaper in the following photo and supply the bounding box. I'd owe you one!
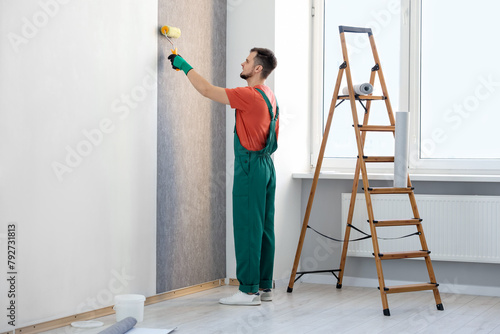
[98,317,137,334]
[394,111,409,188]
[341,83,374,95]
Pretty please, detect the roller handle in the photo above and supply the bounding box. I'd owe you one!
[339,25,373,36]
[171,48,179,71]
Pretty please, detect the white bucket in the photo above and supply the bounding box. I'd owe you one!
[113,294,146,322]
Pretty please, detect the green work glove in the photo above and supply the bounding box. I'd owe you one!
[167,54,193,75]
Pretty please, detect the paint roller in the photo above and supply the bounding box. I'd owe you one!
[160,25,181,71]
[160,25,181,55]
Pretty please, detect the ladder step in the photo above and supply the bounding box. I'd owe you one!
[362,156,394,163]
[338,95,386,100]
[381,283,439,294]
[357,125,395,132]
[372,219,422,227]
[377,250,430,260]
[364,187,414,194]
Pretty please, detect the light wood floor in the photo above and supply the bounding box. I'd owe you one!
[45,282,500,334]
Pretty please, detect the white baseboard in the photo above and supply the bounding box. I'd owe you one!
[298,274,500,297]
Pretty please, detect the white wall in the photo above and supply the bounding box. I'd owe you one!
[273,0,312,282]
[225,0,311,284]
[0,0,157,329]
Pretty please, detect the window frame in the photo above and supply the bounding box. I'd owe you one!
[311,0,500,175]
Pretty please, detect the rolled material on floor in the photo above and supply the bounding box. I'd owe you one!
[394,111,409,188]
[98,317,137,334]
[341,83,374,95]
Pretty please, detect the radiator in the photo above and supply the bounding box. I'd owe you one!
[341,193,500,263]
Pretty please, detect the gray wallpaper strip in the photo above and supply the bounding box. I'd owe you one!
[157,0,227,293]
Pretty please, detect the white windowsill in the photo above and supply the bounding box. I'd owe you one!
[292,171,500,183]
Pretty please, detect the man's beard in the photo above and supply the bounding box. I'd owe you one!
[240,71,252,80]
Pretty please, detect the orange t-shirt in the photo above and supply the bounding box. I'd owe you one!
[225,85,279,151]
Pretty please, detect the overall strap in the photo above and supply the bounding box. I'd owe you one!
[255,88,279,155]
[255,88,279,121]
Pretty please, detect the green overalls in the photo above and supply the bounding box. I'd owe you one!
[232,88,279,294]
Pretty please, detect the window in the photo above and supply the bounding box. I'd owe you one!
[313,0,500,174]
[313,0,408,170]
[414,0,500,171]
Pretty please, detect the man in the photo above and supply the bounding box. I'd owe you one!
[168,48,278,306]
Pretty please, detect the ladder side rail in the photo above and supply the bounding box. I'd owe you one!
[287,65,345,292]
[368,34,395,126]
[337,69,377,287]
[339,32,372,201]
[371,35,443,310]
[340,32,389,311]
[336,159,361,288]
[407,177,442,305]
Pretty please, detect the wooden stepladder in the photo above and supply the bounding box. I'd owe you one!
[287,26,444,316]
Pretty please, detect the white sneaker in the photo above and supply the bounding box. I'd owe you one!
[219,291,261,306]
[260,289,272,301]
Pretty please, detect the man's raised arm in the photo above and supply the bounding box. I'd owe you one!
[168,54,230,105]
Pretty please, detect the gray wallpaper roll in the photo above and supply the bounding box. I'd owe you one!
[341,83,374,95]
[157,0,227,293]
[98,317,136,334]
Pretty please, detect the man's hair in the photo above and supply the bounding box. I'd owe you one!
[250,47,277,79]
